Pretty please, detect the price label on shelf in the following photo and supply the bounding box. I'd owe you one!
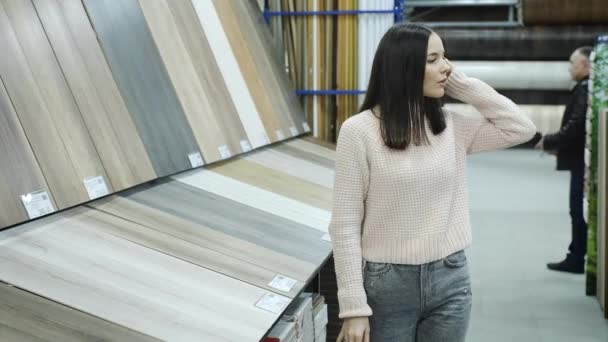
[289,126,298,136]
[302,122,311,132]
[218,145,232,159]
[83,176,110,200]
[240,140,252,152]
[21,191,54,219]
[255,292,290,314]
[275,129,285,140]
[268,275,297,292]
[188,152,204,168]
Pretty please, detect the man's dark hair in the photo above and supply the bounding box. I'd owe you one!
[576,46,593,60]
[359,23,446,150]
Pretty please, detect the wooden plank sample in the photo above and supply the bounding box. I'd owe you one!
[173,169,331,232]
[91,195,316,282]
[166,0,253,155]
[83,0,199,177]
[190,0,271,148]
[244,148,334,188]
[119,180,330,265]
[137,0,244,162]
[0,0,110,209]
[84,206,303,298]
[0,282,160,342]
[275,142,335,169]
[33,0,156,191]
[0,208,283,341]
[209,158,332,210]
[0,77,55,228]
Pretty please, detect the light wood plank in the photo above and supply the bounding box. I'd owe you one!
[0,283,160,342]
[33,0,156,191]
[90,196,316,281]
[173,169,331,232]
[209,158,332,210]
[0,208,281,341]
[190,0,270,148]
[83,0,200,177]
[275,142,335,169]
[0,77,54,228]
[0,0,109,208]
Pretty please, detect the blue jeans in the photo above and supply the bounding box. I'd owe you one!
[364,250,472,342]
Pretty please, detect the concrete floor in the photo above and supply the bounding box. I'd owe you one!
[466,149,608,342]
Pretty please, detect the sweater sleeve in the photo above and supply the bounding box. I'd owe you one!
[328,119,373,319]
[446,70,537,154]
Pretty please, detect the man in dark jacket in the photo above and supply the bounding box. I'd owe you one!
[536,46,592,274]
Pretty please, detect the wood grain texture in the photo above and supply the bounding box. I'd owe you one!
[90,195,316,282]
[0,77,54,228]
[229,0,310,138]
[166,1,252,155]
[275,142,335,169]
[190,0,270,148]
[83,0,199,177]
[0,0,110,209]
[0,282,160,342]
[173,169,331,232]
[206,0,286,142]
[0,207,281,341]
[137,0,243,162]
[209,158,332,210]
[33,0,156,191]
[119,180,330,265]
[244,148,334,188]
[83,206,303,297]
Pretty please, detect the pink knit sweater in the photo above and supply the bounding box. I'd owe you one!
[328,71,537,318]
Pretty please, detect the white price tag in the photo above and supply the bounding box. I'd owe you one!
[255,292,290,314]
[188,152,204,168]
[21,191,54,219]
[83,176,110,200]
[302,122,311,132]
[218,145,232,159]
[268,275,297,292]
[259,132,271,145]
[275,129,285,140]
[240,140,252,152]
[321,233,331,242]
[289,126,298,136]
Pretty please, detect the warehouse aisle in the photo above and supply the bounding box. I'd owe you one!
[466,149,608,342]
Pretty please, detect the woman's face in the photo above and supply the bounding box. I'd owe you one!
[423,33,451,98]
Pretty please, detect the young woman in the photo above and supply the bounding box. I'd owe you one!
[329,23,536,342]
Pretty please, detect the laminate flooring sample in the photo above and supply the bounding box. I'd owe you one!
[0,208,284,341]
[285,139,337,163]
[33,0,156,191]
[244,148,334,188]
[0,282,160,342]
[91,195,316,282]
[117,180,331,265]
[190,0,270,147]
[173,169,331,232]
[232,0,311,136]
[0,77,54,228]
[83,0,199,177]
[137,0,245,162]
[209,159,333,210]
[0,0,110,209]
[274,143,336,169]
[85,205,303,297]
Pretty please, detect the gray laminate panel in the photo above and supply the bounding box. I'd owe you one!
[122,180,330,265]
[83,0,199,177]
[0,283,160,342]
[273,144,336,169]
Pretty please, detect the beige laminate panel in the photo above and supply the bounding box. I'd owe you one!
[209,158,332,210]
[0,0,109,209]
[0,282,160,342]
[90,196,316,282]
[0,77,54,228]
[138,0,244,162]
[0,208,283,341]
[32,0,156,191]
